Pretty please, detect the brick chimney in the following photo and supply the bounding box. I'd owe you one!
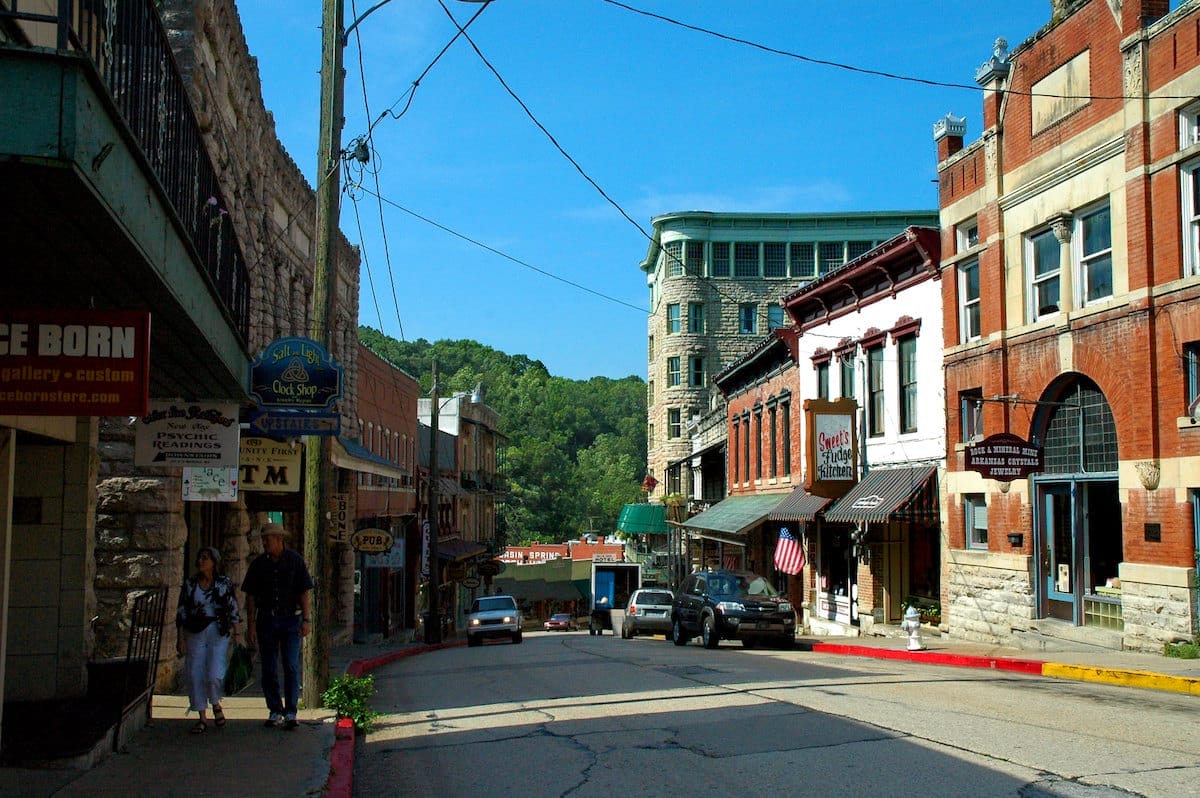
[933,113,966,161]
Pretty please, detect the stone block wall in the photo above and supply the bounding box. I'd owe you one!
[1119,562,1198,652]
[945,550,1034,644]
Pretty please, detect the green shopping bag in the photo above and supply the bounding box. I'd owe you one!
[224,643,254,695]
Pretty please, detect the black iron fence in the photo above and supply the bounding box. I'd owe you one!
[2,0,251,343]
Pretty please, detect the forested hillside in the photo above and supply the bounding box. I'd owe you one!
[359,327,648,546]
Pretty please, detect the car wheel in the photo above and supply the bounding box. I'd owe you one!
[621,624,630,639]
[775,635,794,650]
[467,634,481,648]
[672,619,688,646]
[513,631,523,644]
[742,637,758,649]
[701,615,719,649]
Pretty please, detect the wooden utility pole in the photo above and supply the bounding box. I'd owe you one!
[304,0,346,707]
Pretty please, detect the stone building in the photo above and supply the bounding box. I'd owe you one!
[937,0,1199,651]
[641,210,938,502]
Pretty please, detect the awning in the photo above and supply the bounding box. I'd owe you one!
[437,477,467,497]
[617,503,669,535]
[436,537,488,561]
[824,465,939,524]
[666,439,726,471]
[683,493,789,537]
[768,486,831,522]
[332,437,406,480]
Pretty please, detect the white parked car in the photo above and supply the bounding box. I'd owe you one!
[467,595,523,647]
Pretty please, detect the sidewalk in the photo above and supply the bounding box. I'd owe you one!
[0,630,1194,797]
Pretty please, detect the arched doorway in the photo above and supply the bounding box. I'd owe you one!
[1030,375,1123,625]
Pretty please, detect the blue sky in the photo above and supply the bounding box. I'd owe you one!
[238,1,1051,381]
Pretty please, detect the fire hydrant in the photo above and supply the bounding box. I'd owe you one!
[900,606,924,651]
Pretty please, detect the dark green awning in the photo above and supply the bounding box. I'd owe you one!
[683,494,788,536]
[768,486,831,522]
[617,503,669,535]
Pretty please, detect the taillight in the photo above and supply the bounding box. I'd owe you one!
[629,604,637,615]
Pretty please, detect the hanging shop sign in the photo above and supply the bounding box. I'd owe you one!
[248,408,341,437]
[329,492,351,542]
[0,309,150,416]
[965,433,1043,481]
[247,336,343,410]
[182,466,238,502]
[804,398,859,498]
[238,436,302,492]
[352,527,393,554]
[134,401,240,468]
[461,575,481,589]
[476,559,502,577]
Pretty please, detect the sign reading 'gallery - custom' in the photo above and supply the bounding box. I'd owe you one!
[0,309,150,416]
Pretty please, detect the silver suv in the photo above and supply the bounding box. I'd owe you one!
[467,595,523,647]
[621,588,674,638]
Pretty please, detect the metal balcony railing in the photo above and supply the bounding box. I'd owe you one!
[2,0,251,343]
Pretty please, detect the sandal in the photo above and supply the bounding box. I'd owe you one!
[212,706,226,727]
[190,720,207,734]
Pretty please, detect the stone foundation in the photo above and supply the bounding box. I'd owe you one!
[1119,562,1198,652]
[945,549,1034,644]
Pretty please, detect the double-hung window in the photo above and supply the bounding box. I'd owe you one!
[667,356,681,386]
[739,304,758,334]
[960,388,983,443]
[867,345,885,437]
[965,494,988,549]
[1182,161,1200,277]
[957,218,979,251]
[689,356,704,388]
[685,241,704,277]
[688,302,705,334]
[764,243,787,277]
[897,335,918,433]
[839,353,856,399]
[959,258,981,342]
[816,361,830,400]
[780,399,791,476]
[710,242,730,277]
[1076,203,1112,304]
[668,408,682,439]
[790,242,816,279]
[666,303,680,334]
[1028,227,1061,320]
[1186,342,1200,416]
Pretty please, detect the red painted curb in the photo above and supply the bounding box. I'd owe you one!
[810,642,1046,675]
[325,641,465,798]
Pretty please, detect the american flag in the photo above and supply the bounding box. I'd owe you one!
[774,527,805,575]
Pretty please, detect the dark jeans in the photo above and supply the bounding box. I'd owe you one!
[257,614,301,716]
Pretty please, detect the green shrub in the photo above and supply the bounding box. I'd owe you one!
[322,674,381,733]
[1163,640,1200,659]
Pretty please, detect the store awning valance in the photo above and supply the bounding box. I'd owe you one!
[824,465,938,524]
[436,537,488,561]
[617,503,669,535]
[767,487,831,522]
[683,493,788,536]
[333,437,406,480]
[437,477,467,497]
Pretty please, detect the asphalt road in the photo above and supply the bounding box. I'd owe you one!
[354,631,1200,798]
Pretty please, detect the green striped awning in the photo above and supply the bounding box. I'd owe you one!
[824,465,938,524]
[683,494,789,536]
[617,503,669,535]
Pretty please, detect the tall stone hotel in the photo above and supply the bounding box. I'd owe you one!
[641,211,938,498]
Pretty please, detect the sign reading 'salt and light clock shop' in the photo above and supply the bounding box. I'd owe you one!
[248,336,343,410]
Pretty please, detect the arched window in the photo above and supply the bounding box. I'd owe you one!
[1035,376,1118,474]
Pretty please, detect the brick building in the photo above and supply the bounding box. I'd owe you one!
[938,0,1199,651]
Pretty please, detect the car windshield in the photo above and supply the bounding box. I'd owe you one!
[552,614,570,621]
[708,574,778,597]
[637,591,672,605]
[473,597,516,612]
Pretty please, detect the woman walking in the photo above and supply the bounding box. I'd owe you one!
[175,546,240,733]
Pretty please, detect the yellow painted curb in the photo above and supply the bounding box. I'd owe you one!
[1042,663,1200,696]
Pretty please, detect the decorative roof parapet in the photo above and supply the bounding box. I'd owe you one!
[975,37,1011,85]
[933,113,966,142]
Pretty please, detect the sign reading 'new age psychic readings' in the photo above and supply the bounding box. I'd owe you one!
[0,309,150,416]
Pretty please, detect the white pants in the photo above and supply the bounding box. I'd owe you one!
[185,621,230,713]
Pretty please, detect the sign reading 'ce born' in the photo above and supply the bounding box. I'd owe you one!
[248,336,343,409]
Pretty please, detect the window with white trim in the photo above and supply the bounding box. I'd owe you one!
[816,361,830,400]
[666,303,680,334]
[1186,342,1200,415]
[957,218,979,252]
[867,345,885,437]
[960,388,983,443]
[1027,227,1061,320]
[959,258,981,342]
[1076,203,1112,304]
[1181,160,1200,277]
[1179,101,1200,150]
[767,304,786,330]
[739,304,758,334]
[667,356,681,387]
[839,352,856,399]
[965,493,988,549]
[897,335,918,434]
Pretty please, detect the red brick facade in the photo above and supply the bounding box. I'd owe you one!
[939,0,1199,650]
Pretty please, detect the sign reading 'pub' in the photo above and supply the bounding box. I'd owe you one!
[247,336,343,410]
[965,432,1044,481]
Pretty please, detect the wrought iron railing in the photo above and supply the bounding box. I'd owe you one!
[1,0,251,343]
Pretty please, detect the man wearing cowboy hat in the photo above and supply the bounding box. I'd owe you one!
[242,523,314,729]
